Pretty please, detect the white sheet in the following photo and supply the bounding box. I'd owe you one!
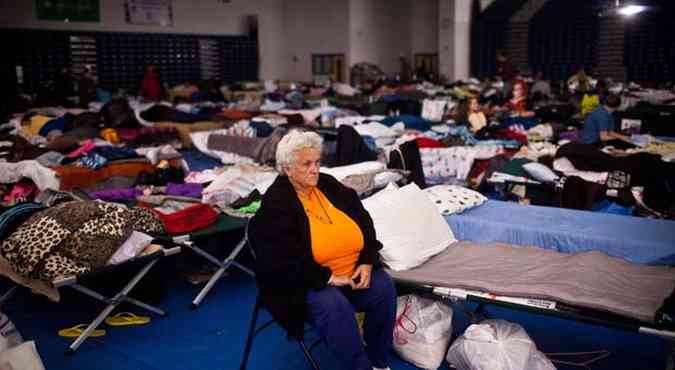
[553,157,608,184]
[0,161,60,191]
[320,161,386,181]
[202,165,278,207]
[421,146,502,181]
[334,115,387,127]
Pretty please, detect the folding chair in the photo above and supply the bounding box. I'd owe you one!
[238,227,324,370]
[172,216,255,308]
[239,295,324,370]
[53,246,181,355]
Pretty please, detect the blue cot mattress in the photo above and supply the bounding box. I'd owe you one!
[445,200,675,266]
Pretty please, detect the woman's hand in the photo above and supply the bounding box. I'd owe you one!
[351,264,373,290]
[328,275,356,288]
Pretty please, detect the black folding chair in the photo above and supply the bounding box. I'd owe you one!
[239,228,323,370]
[239,295,323,370]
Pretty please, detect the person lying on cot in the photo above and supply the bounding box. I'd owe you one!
[249,130,395,370]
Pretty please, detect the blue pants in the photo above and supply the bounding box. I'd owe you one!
[306,269,396,370]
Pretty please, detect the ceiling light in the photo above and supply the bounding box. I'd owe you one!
[617,5,647,16]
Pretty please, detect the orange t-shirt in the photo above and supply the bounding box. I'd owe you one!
[298,188,364,277]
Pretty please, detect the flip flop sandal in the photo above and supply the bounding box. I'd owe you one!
[58,324,106,338]
[105,312,151,327]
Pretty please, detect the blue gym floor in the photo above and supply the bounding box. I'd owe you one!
[5,262,669,370]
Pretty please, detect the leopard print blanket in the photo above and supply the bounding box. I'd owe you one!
[1,201,164,281]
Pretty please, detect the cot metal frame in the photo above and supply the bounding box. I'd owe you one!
[398,283,675,340]
[396,281,675,369]
[173,224,254,309]
[53,246,181,355]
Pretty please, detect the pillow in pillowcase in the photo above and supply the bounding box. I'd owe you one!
[362,183,456,271]
[423,185,487,216]
[523,162,559,183]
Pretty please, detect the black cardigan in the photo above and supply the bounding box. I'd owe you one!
[249,173,383,339]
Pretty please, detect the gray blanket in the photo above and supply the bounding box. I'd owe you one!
[390,241,675,323]
[207,127,286,165]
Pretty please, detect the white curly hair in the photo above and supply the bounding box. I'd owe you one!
[275,130,323,174]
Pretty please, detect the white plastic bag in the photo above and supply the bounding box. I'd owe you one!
[0,313,22,353]
[393,295,453,370]
[446,319,556,370]
[0,341,45,370]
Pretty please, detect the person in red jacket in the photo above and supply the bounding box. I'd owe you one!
[504,80,535,117]
[496,50,519,98]
[139,64,164,101]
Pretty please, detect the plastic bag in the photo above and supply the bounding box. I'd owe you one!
[446,319,556,370]
[0,313,22,353]
[393,295,453,370]
[0,341,45,370]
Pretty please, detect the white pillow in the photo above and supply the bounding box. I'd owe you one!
[424,185,487,216]
[363,183,456,271]
[108,231,154,265]
[523,162,559,183]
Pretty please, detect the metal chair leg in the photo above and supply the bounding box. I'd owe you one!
[239,298,261,370]
[298,340,321,370]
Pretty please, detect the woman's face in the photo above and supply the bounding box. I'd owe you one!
[286,147,321,189]
[513,84,525,99]
[469,99,479,113]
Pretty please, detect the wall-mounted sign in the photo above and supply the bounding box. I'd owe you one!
[36,0,100,22]
[125,0,173,26]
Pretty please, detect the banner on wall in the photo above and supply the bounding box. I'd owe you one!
[125,0,173,26]
[35,0,100,22]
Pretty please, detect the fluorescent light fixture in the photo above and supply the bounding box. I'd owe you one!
[618,5,647,16]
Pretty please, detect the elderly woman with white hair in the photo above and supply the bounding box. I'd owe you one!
[249,130,396,370]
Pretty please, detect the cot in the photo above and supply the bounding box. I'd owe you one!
[445,200,675,265]
[389,241,675,340]
[0,246,181,354]
[172,214,252,308]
